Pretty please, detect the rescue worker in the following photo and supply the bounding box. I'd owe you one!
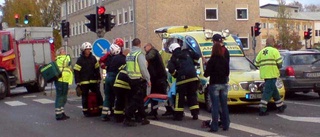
[167,42,200,121]
[144,43,174,119]
[54,47,73,120]
[74,42,103,117]
[124,38,151,126]
[113,49,130,123]
[101,43,126,121]
[254,36,287,116]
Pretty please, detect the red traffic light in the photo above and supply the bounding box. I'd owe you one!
[98,6,106,15]
[304,31,308,36]
[14,14,19,19]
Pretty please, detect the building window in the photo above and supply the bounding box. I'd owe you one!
[236,8,248,20]
[239,38,249,49]
[129,6,133,22]
[296,24,300,30]
[125,40,129,49]
[262,23,267,29]
[118,10,123,25]
[124,10,128,24]
[303,25,307,30]
[205,8,218,20]
[316,30,319,37]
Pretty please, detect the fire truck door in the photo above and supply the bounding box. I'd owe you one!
[19,43,36,82]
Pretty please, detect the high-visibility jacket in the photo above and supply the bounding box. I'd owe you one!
[254,46,282,79]
[56,55,73,85]
[126,51,142,79]
[114,67,131,90]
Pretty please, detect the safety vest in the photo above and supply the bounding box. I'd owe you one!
[126,51,142,79]
[56,55,73,85]
[254,46,282,79]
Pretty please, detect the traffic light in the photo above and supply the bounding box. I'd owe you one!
[24,15,29,24]
[15,14,19,24]
[304,31,308,40]
[105,14,115,32]
[61,20,70,38]
[307,28,312,39]
[96,6,106,29]
[254,22,261,37]
[85,14,96,32]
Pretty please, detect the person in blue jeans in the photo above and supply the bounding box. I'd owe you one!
[204,37,230,132]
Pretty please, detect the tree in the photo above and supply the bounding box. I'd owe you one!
[275,0,302,50]
[288,0,304,11]
[304,4,320,12]
[2,0,63,50]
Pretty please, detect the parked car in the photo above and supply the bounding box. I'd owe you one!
[280,50,320,97]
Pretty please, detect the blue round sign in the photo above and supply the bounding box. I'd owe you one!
[92,38,111,57]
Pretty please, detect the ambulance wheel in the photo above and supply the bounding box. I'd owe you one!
[205,91,212,113]
[26,82,41,93]
[0,74,9,99]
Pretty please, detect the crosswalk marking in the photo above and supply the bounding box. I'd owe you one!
[150,120,227,137]
[158,107,281,137]
[33,99,54,104]
[23,95,37,98]
[5,101,27,106]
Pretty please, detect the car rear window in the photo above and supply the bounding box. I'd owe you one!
[290,54,320,65]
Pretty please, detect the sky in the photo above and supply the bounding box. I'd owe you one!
[260,0,320,6]
[0,0,319,7]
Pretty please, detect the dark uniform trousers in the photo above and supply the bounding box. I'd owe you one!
[174,80,199,118]
[114,87,129,121]
[80,83,103,115]
[150,78,167,111]
[125,79,147,121]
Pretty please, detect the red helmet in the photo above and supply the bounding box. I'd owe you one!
[114,38,124,47]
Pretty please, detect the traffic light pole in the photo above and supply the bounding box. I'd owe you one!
[64,0,68,54]
[251,26,257,60]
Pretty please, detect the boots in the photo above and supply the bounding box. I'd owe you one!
[277,104,287,113]
[123,119,137,127]
[147,110,158,120]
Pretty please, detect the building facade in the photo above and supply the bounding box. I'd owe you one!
[61,0,260,59]
[260,4,320,49]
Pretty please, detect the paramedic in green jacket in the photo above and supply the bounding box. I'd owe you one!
[54,47,73,120]
[254,36,287,116]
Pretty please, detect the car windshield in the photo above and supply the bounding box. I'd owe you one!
[204,56,257,71]
[290,54,320,65]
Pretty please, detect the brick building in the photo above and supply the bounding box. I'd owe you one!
[61,0,260,59]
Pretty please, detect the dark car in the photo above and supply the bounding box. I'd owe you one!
[280,50,320,97]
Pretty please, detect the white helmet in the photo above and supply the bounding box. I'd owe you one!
[169,43,180,52]
[110,44,121,55]
[81,42,92,51]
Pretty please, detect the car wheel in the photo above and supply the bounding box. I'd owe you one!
[205,91,212,113]
[0,74,9,99]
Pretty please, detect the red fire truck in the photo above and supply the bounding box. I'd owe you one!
[0,27,55,99]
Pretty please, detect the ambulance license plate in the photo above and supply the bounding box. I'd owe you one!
[245,93,262,99]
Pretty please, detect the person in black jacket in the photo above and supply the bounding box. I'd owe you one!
[204,42,230,132]
[144,43,174,119]
[167,42,200,121]
[73,42,103,117]
[101,44,126,121]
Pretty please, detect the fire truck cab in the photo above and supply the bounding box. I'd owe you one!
[0,27,55,99]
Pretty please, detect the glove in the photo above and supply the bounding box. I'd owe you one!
[76,85,82,97]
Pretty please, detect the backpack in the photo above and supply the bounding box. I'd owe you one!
[87,92,101,116]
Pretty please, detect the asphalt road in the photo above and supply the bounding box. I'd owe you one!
[0,87,319,137]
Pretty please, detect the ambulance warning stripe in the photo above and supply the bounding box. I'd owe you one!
[200,43,244,57]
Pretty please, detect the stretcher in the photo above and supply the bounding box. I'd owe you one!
[143,82,176,110]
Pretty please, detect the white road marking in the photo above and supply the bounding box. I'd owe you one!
[150,120,227,137]
[23,95,37,98]
[285,101,320,108]
[5,101,27,106]
[277,114,320,123]
[158,107,280,137]
[77,106,82,108]
[33,99,54,104]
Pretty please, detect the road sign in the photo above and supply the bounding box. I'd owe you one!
[92,38,111,57]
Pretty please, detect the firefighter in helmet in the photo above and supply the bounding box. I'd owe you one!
[73,42,103,117]
[167,42,200,121]
[101,39,126,121]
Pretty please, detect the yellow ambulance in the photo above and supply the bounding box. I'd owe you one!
[155,26,285,112]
